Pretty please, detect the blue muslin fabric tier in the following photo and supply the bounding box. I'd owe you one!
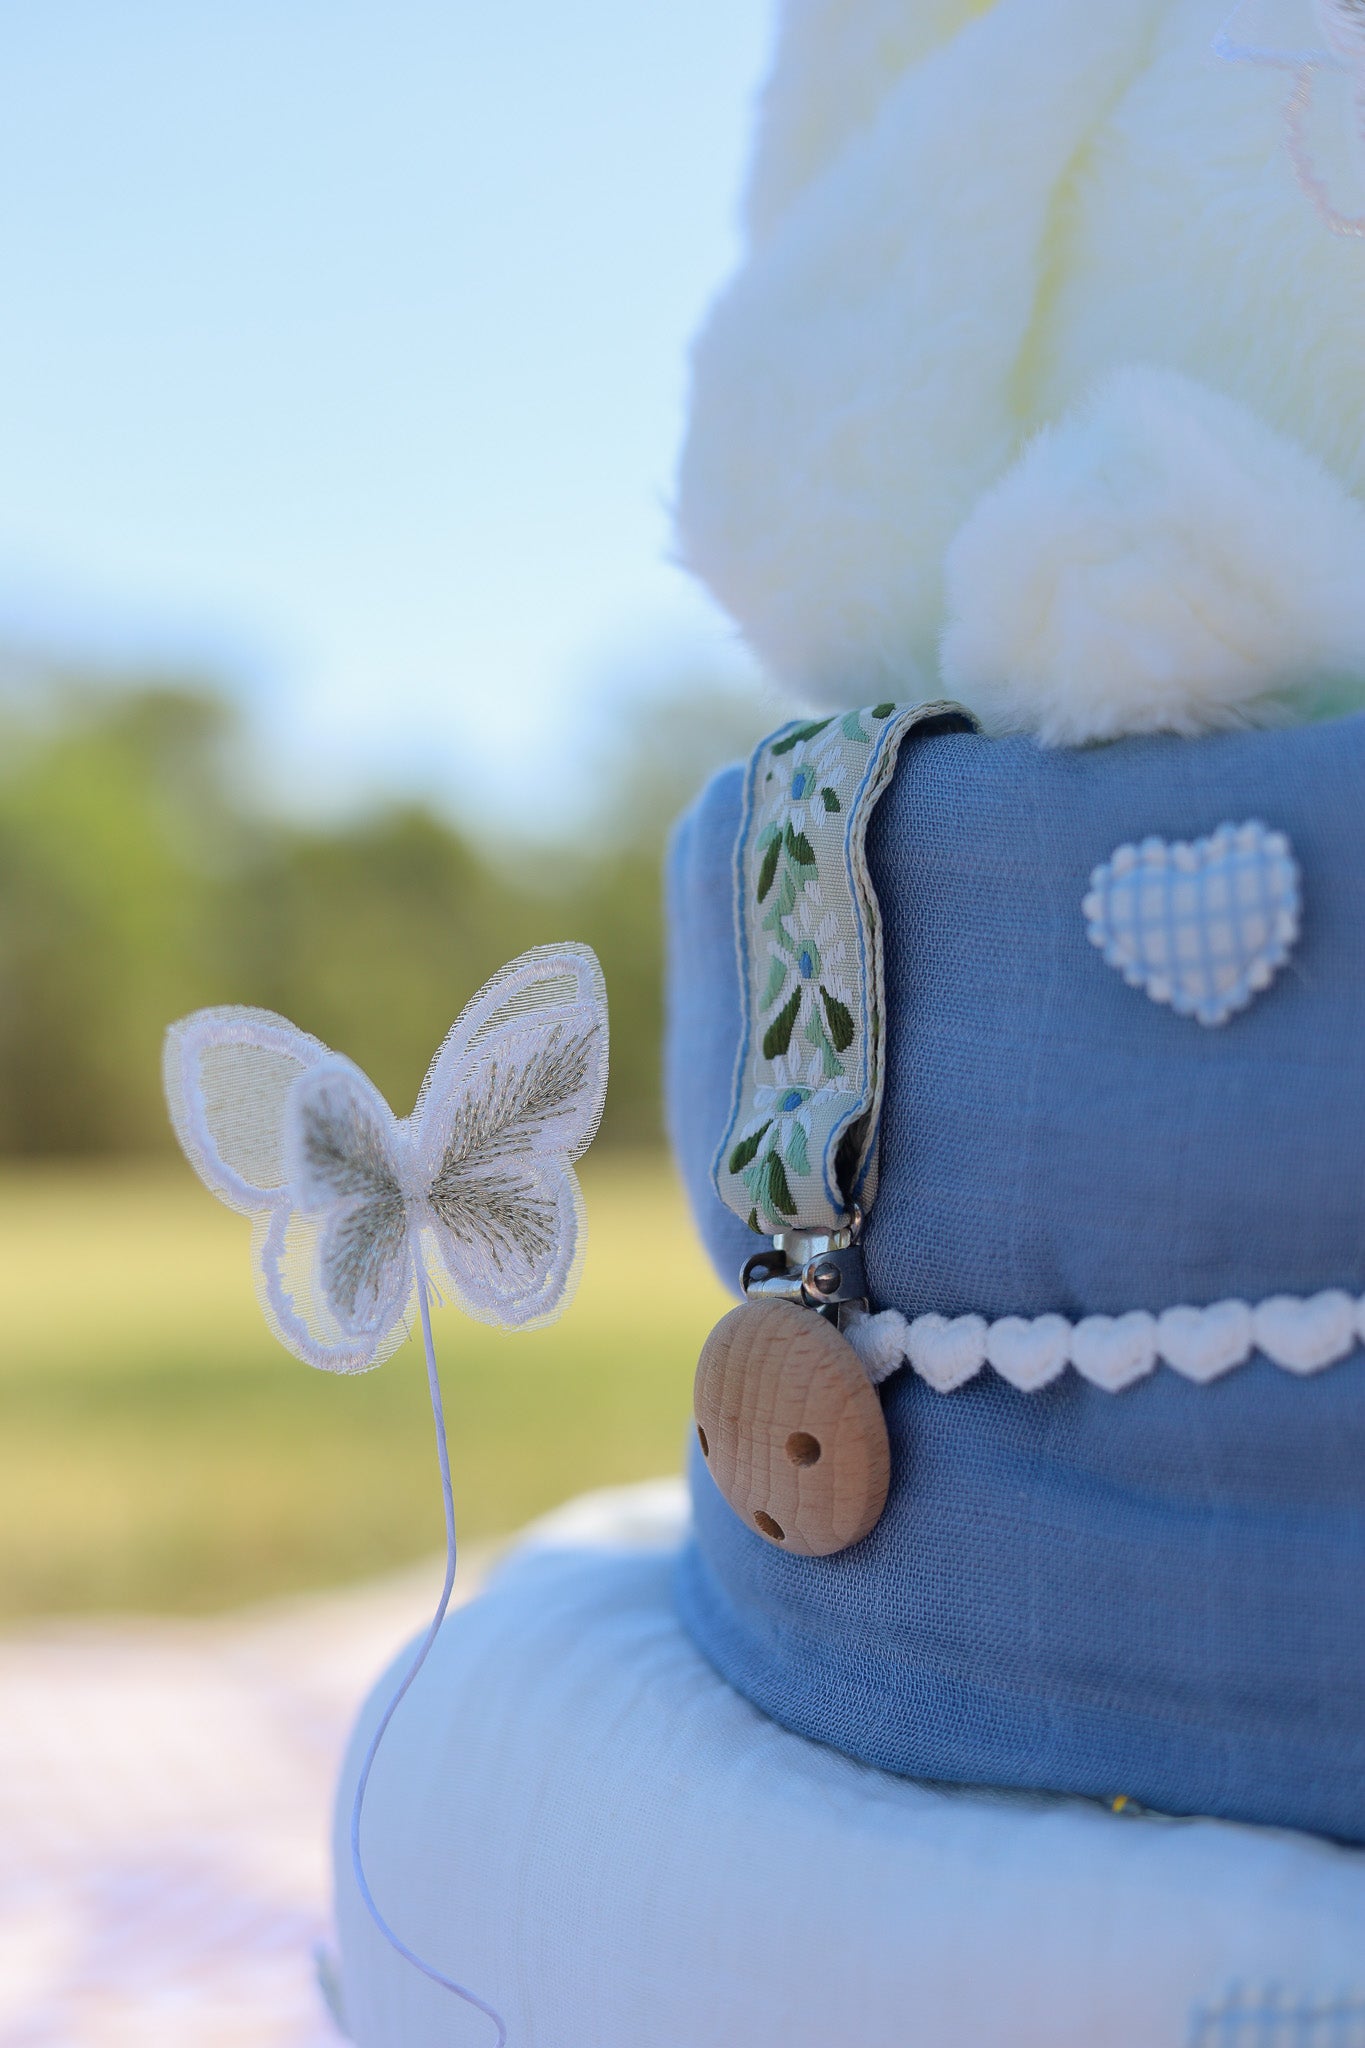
[665,714,1365,1844]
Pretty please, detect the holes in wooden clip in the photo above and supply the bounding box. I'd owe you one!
[693,1299,890,1556]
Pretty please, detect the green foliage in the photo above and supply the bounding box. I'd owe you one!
[0,665,768,1155]
[0,1158,731,1616]
[0,684,243,1152]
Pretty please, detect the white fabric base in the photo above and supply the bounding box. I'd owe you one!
[333,1482,1365,2048]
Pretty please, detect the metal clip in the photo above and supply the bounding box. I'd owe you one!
[740,1206,867,1324]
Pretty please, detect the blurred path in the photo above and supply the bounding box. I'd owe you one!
[0,1554,481,2047]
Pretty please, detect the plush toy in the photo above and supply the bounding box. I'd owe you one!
[676,0,1365,748]
[332,7,1365,2042]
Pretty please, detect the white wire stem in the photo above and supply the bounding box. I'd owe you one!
[347,1251,508,2045]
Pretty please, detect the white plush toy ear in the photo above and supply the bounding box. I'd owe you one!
[743,0,984,243]
[940,366,1365,746]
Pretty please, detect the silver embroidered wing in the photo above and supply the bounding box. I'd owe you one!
[408,945,609,1331]
[163,945,609,1371]
[164,1003,418,1372]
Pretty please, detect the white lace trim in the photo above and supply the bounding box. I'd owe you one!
[844,1291,1365,1393]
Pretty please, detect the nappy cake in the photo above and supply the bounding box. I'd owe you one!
[667,713,1365,1842]
[328,10,1365,2036]
[662,0,1365,1847]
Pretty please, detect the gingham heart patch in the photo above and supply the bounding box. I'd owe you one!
[1083,822,1300,1027]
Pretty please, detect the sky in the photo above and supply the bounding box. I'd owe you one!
[0,1,773,831]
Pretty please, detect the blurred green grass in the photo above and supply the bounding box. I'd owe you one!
[0,1155,729,1619]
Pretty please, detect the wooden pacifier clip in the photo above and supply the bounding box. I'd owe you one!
[696,1209,889,1555]
[694,701,972,1557]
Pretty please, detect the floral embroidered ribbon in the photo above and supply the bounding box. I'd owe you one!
[715,701,971,1236]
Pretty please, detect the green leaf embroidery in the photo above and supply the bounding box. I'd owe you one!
[762,986,803,1060]
[804,1002,842,1080]
[763,1149,798,1219]
[784,1119,810,1179]
[761,867,798,942]
[760,954,788,1008]
[820,787,841,813]
[871,702,896,720]
[821,985,856,1053]
[747,1207,761,1234]
[756,835,781,903]
[784,822,816,869]
[770,718,833,758]
[727,1121,771,1174]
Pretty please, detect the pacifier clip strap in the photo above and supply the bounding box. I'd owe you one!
[715,700,971,1239]
[693,701,972,1560]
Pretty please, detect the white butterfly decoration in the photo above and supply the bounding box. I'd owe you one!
[164,944,607,2045]
[1217,0,1365,235]
[165,944,609,1370]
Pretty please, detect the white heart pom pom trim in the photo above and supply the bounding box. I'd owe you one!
[1155,1301,1254,1384]
[1083,822,1300,1027]
[844,1291,1362,1394]
[1069,1312,1160,1392]
[985,1314,1072,1392]
[905,1315,990,1393]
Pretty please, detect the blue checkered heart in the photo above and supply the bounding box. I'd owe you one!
[1083,821,1300,1027]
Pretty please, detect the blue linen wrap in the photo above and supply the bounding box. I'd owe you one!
[666,715,1365,1843]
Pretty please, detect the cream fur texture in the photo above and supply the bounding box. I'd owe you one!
[676,0,1365,742]
[942,367,1365,743]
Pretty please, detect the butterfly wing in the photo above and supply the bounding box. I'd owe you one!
[256,1056,417,1374]
[410,945,609,1331]
[165,1007,414,1374]
[164,1005,334,1212]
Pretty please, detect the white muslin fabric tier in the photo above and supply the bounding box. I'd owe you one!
[332,1483,1365,2048]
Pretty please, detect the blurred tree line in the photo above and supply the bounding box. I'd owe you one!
[0,662,766,1155]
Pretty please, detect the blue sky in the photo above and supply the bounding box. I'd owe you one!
[0,2,772,828]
